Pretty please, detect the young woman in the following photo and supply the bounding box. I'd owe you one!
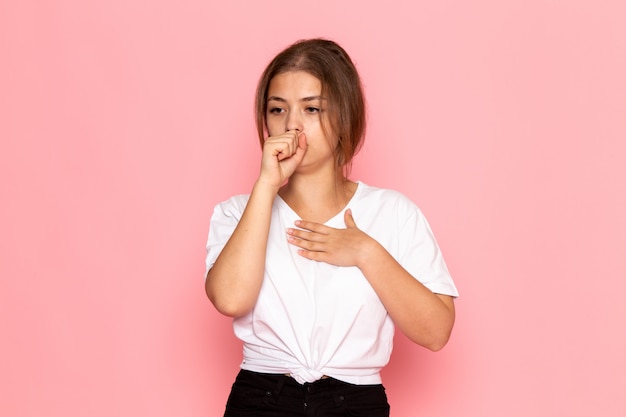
[205,38,458,417]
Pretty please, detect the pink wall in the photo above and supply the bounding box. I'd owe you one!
[2,1,625,416]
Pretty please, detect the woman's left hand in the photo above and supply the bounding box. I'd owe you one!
[289,208,456,350]
[286,209,378,267]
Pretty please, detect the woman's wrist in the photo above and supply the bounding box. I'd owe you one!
[356,236,386,270]
[252,177,281,196]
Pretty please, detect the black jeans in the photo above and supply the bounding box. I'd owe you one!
[223,370,390,417]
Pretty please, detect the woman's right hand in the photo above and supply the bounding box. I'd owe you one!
[258,129,307,189]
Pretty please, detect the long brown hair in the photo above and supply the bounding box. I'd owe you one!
[255,39,366,170]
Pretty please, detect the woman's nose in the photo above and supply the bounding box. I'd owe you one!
[286,112,303,132]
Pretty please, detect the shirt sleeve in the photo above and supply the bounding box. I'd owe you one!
[398,204,459,297]
[204,195,247,278]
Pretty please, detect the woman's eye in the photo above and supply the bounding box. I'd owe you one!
[269,107,284,114]
[305,107,320,113]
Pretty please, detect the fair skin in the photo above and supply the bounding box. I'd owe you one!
[205,70,455,351]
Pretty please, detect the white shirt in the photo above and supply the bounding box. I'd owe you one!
[205,182,458,385]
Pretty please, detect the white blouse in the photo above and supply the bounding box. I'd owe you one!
[205,182,458,385]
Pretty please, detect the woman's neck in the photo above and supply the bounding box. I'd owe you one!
[278,171,357,224]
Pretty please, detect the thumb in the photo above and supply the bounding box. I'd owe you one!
[291,131,307,163]
[297,131,308,152]
[344,208,357,228]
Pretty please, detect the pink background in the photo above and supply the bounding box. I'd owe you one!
[2,1,625,416]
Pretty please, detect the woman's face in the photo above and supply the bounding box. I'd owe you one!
[265,71,337,172]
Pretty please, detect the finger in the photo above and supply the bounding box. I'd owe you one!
[266,132,298,158]
[283,131,307,167]
[284,130,303,161]
[287,227,325,242]
[344,209,357,229]
[297,131,307,152]
[285,130,300,155]
[276,146,294,161]
[294,220,329,234]
[287,236,324,252]
[295,249,325,262]
[285,131,299,156]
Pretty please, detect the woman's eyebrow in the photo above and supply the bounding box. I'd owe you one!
[267,95,325,102]
[301,95,324,102]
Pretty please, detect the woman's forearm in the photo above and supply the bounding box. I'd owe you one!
[205,180,279,317]
[358,241,456,351]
